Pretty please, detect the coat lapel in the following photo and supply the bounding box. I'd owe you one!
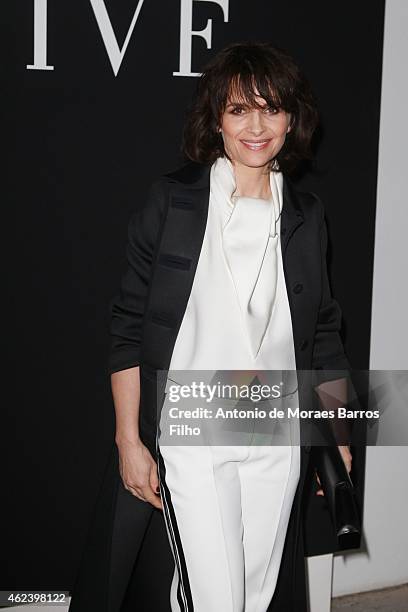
[163,159,306,256]
[281,176,305,257]
[141,163,211,371]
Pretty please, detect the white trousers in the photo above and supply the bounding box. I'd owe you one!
[157,430,301,612]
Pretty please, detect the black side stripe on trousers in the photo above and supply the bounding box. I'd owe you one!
[159,470,186,611]
[157,447,195,611]
[155,433,186,610]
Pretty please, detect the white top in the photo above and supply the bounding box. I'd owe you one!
[166,155,297,386]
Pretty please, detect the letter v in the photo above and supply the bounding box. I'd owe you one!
[89,0,145,76]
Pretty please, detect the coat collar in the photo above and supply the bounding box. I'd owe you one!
[163,159,305,221]
[163,160,305,257]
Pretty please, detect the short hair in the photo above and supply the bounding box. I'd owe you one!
[180,41,319,175]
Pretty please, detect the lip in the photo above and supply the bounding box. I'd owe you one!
[240,139,271,151]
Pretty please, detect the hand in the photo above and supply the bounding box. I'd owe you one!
[315,445,352,497]
[117,438,163,510]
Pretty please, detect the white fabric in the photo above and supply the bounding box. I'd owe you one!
[213,155,283,358]
[166,155,296,375]
[158,155,301,612]
[159,439,300,612]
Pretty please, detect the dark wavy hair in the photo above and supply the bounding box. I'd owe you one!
[181,41,319,175]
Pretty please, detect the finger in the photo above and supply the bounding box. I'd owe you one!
[127,485,147,502]
[152,497,163,510]
[141,486,163,510]
[316,489,324,496]
[150,465,160,495]
[343,459,352,473]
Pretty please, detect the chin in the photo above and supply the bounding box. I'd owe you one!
[241,155,273,168]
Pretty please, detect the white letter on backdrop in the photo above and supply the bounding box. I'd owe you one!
[173,0,229,77]
[89,0,145,76]
[27,0,54,70]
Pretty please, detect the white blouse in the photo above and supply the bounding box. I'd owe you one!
[166,155,297,378]
[169,157,296,370]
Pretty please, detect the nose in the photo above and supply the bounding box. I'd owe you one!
[247,109,266,135]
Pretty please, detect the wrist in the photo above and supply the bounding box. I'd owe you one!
[115,432,141,448]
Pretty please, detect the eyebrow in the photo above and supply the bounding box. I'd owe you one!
[227,101,271,109]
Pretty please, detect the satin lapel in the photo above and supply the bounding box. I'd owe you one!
[281,175,305,259]
[280,174,306,366]
[142,163,212,371]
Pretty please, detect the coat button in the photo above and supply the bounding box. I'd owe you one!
[281,227,287,235]
[300,339,309,351]
[293,283,303,294]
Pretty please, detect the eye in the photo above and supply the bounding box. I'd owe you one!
[230,106,245,115]
[228,105,280,115]
[264,106,279,114]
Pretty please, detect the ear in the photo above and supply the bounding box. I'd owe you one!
[287,115,294,133]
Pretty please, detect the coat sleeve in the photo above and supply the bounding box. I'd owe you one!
[311,194,351,374]
[107,179,167,375]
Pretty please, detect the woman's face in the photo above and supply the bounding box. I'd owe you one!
[219,87,292,169]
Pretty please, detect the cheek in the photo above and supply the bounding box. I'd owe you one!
[220,126,242,150]
[221,117,239,139]
[273,117,291,136]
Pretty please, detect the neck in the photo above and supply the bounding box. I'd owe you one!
[230,159,272,199]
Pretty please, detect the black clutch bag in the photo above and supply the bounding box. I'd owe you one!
[311,445,362,549]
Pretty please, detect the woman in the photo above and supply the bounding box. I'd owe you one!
[70,41,352,612]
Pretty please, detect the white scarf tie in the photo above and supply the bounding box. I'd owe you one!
[210,155,283,358]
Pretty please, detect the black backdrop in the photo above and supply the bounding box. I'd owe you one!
[4,0,385,598]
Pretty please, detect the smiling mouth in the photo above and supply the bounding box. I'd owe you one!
[241,139,271,150]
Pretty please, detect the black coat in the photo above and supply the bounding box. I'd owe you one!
[69,160,351,612]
